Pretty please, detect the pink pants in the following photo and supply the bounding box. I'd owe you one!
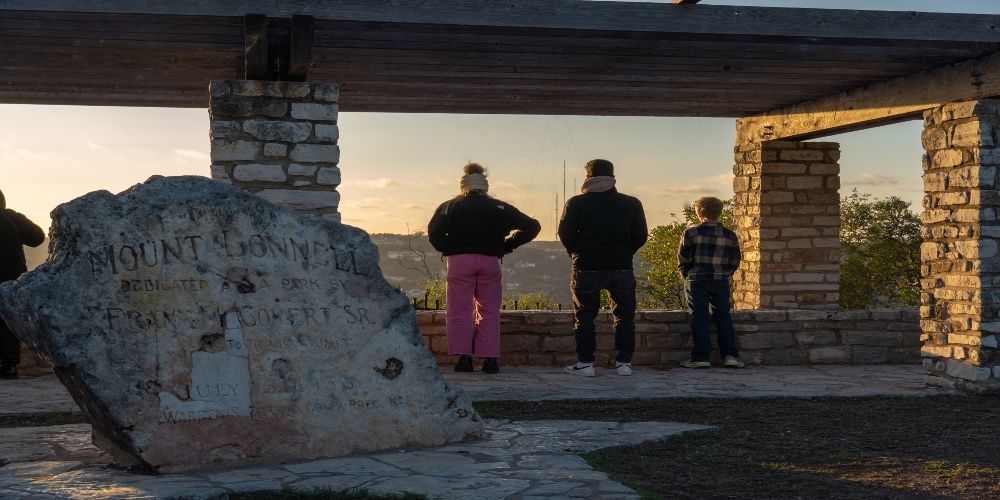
[446,254,502,357]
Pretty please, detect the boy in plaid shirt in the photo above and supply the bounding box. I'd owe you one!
[677,197,745,368]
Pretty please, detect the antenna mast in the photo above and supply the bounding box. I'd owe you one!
[562,160,567,208]
[554,193,559,239]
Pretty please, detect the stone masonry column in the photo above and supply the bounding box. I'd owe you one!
[732,140,841,310]
[209,80,341,221]
[920,100,1000,393]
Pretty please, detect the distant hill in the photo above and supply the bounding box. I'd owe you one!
[24,240,48,271]
[371,233,574,306]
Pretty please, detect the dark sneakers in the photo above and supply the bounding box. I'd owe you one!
[483,358,500,374]
[454,355,474,372]
[0,363,17,380]
[455,355,501,374]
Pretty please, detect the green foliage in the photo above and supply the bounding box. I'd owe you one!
[502,290,560,310]
[636,200,734,309]
[839,190,921,309]
[416,278,447,309]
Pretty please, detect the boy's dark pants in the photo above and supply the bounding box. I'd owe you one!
[571,269,636,364]
[685,278,738,362]
[0,318,20,369]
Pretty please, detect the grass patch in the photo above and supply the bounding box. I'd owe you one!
[217,489,425,499]
[476,396,1000,499]
[0,411,86,428]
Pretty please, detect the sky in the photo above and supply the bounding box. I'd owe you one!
[3,0,1000,240]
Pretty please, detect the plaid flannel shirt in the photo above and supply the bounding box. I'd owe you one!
[677,221,741,281]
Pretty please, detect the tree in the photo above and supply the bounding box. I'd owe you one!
[400,229,447,309]
[839,190,921,309]
[636,201,734,309]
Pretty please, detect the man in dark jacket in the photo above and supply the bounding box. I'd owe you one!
[0,189,45,379]
[558,159,647,377]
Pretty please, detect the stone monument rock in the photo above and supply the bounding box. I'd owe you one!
[0,176,482,471]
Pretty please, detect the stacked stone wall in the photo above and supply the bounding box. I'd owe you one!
[733,140,841,310]
[417,309,920,367]
[208,80,341,221]
[920,100,1000,393]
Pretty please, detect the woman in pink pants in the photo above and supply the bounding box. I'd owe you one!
[428,163,541,373]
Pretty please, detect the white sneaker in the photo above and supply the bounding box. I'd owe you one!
[615,362,633,376]
[564,362,595,377]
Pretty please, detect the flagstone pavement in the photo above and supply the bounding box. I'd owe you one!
[0,364,954,499]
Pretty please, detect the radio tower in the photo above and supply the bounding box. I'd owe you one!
[559,161,567,239]
[554,193,559,239]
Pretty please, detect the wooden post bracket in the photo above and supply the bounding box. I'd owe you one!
[244,14,315,81]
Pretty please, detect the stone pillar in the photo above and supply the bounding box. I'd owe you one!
[209,80,341,221]
[920,100,1000,394]
[732,140,841,310]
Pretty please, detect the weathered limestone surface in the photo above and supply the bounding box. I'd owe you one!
[0,176,482,472]
[210,80,341,222]
[732,140,841,310]
[920,100,1000,394]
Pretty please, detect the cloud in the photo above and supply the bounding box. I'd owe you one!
[352,178,403,189]
[636,185,719,196]
[17,149,45,160]
[631,171,732,197]
[0,143,46,161]
[342,177,455,190]
[86,141,107,151]
[173,149,210,164]
[845,173,905,186]
[342,197,394,210]
[492,181,523,190]
[704,172,733,187]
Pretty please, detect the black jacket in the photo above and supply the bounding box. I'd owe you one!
[558,188,648,270]
[428,193,541,257]
[0,208,45,283]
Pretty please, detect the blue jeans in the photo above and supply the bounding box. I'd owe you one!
[685,279,738,362]
[571,269,636,364]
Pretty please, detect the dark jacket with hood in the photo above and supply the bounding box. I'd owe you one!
[0,192,45,283]
[558,183,648,271]
[428,193,541,258]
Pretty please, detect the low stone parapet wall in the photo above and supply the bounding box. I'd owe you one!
[417,309,921,367]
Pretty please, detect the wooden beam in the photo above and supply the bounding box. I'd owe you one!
[287,15,315,81]
[2,1,1000,43]
[243,14,268,80]
[736,51,1000,144]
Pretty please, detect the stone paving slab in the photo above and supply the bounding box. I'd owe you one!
[446,364,957,401]
[0,424,104,464]
[0,375,80,415]
[0,365,954,417]
[0,419,712,499]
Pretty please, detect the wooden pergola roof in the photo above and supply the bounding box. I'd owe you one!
[3,0,1000,119]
